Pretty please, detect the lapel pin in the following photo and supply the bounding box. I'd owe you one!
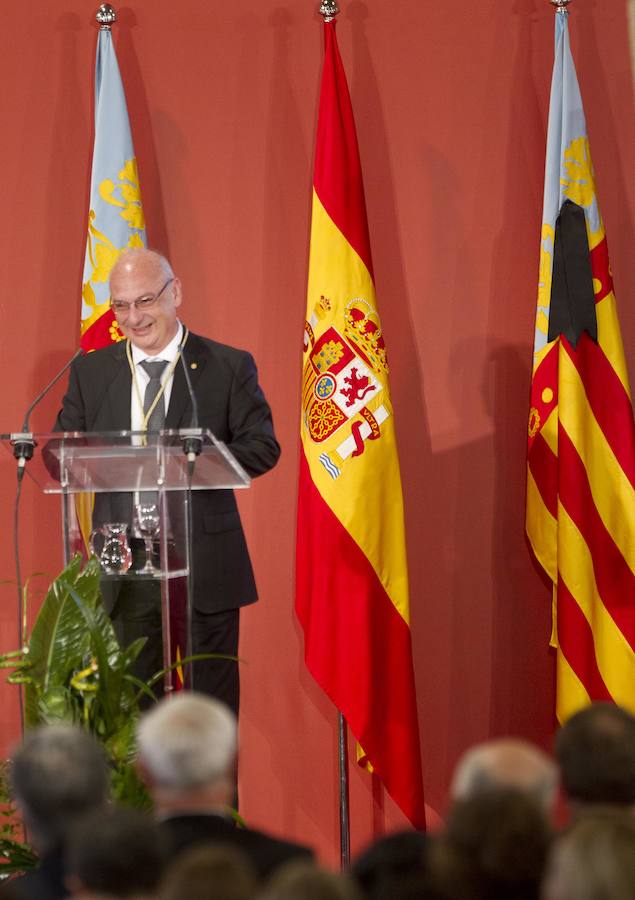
[190,362,198,370]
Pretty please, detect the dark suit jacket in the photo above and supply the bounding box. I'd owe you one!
[54,330,280,614]
[161,813,314,880]
[8,847,68,900]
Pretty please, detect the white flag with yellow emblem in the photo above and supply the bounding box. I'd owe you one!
[81,25,146,352]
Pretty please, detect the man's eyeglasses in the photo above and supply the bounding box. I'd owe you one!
[110,278,174,316]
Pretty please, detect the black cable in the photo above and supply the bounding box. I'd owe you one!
[13,471,25,736]
[10,348,81,735]
[178,344,201,688]
[185,470,195,691]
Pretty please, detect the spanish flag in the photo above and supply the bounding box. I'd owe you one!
[80,21,146,353]
[526,10,635,722]
[296,17,425,828]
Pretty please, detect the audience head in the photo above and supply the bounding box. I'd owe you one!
[159,844,257,900]
[351,830,427,900]
[371,873,452,900]
[432,788,551,900]
[10,725,109,853]
[450,738,558,814]
[542,811,635,900]
[555,702,635,810]
[66,807,168,898]
[258,861,363,900]
[136,692,237,811]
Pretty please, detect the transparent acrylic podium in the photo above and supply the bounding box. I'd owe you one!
[3,429,250,690]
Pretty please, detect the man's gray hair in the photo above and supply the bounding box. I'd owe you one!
[10,725,110,850]
[137,693,237,790]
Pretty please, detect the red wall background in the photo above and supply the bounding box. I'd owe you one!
[1,0,634,867]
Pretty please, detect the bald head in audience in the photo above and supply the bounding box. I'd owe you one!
[450,738,558,814]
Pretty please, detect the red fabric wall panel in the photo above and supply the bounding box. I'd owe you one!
[0,0,634,865]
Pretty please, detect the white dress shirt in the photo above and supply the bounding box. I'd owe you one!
[130,321,184,431]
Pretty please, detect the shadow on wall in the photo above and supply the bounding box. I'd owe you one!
[347,0,438,831]
[240,2,339,852]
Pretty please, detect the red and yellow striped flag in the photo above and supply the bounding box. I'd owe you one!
[526,11,635,722]
[295,17,425,828]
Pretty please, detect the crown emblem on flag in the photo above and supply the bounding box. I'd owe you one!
[315,339,345,372]
[316,295,331,319]
[344,298,388,373]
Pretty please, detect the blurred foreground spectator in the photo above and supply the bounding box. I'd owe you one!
[257,861,362,900]
[555,702,635,814]
[430,788,552,900]
[159,844,256,900]
[351,830,427,900]
[65,807,168,899]
[137,693,313,880]
[542,812,635,900]
[9,725,110,900]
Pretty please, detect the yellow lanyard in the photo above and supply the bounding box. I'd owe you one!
[126,327,190,438]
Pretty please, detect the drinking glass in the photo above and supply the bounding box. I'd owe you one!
[134,503,160,575]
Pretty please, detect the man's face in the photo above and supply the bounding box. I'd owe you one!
[110,255,182,356]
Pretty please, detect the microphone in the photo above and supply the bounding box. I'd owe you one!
[12,348,83,480]
[179,348,202,477]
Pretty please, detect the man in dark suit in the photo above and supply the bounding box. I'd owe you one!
[137,693,314,880]
[55,248,280,713]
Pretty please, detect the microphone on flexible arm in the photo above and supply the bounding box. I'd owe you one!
[178,346,203,692]
[11,345,83,735]
[179,349,203,478]
[11,348,84,481]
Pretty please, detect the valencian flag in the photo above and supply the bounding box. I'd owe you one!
[76,20,146,536]
[526,9,635,722]
[295,17,425,828]
[80,22,146,352]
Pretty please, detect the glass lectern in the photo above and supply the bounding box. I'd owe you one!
[2,429,250,690]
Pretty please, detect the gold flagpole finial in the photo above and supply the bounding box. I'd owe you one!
[319,1,340,22]
[96,4,117,30]
[550,0,571,15]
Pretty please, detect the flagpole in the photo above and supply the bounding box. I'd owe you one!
[338,713,351,869]
[317,0,350,871]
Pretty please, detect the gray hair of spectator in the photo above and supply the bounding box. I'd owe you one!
[10,725,109,851]
[450,738,558,812]
[136,692,237,789]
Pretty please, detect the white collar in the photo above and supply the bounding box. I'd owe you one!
[131,320,184,367]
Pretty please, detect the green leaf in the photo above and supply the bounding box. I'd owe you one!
[0,555,238,859]
[105,716,138,765]
[37,686,77,724]
[24,556,97,726]
[0,838,38,872]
